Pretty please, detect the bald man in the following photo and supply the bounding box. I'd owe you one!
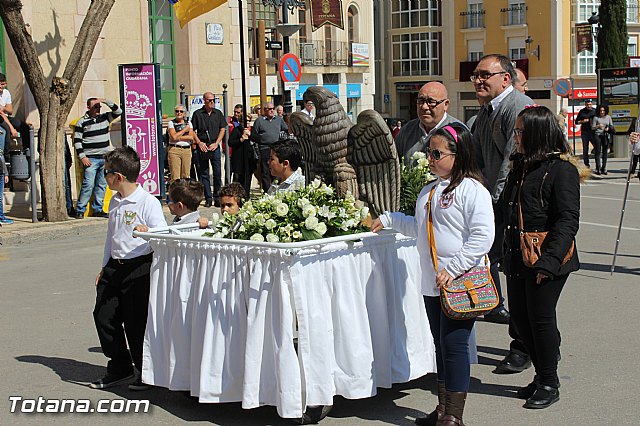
[514,68,528,93]
[395,81,465,165]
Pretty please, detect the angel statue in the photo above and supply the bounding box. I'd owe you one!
[288,86,400,217]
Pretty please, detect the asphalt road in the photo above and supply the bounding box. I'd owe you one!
[1,158,639,425]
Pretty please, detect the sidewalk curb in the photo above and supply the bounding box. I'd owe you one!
[0,218,108,246]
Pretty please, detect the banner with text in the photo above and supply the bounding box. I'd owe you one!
[576,23,594,54]
[119,63,163,196]
[599,67,639,134]
[310,0,344,31]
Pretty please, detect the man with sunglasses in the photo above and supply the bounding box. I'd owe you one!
[395,82,464,165]
[73,97,122,219]
[191,91,226,207]
[472,55,533,354]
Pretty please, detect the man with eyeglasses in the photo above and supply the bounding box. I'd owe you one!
[472,54,534,368]
[191,91,227,207]
[395,81,464,165]
[73,97,122,219]
[250,101,288,191]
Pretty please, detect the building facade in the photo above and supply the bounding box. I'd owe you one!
[0,0,374,130]
[376,0,640,139]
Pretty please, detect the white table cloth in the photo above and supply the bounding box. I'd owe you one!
[141,230,436,418]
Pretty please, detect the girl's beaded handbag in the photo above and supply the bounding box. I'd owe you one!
[427,187,499,320]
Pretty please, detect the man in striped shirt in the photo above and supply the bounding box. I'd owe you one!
[74,97,122,219]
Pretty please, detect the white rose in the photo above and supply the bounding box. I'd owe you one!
[305,216,319,230]
[210,212,221,226]
[317,205,330,217]
[266,233,279,243]
[276,203,289,216]
[254,213,266,225]
[417,157,429,168]
[360,206,370,220]
[311,179,322,189]
[265,219,277,230]
[411,151,426,161]
[250,233,265,242]
[292,231,303,240]
[322,186,333,195]
[315,222,327,236]
[297,197,310,208]
[302,204,317,218]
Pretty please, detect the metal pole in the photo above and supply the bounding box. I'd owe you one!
[28,126,37,223]
[179,84,186,107]
[570,77,576,154]
[238,0,248,127]
[282,4,293,114]
[223,83,231,184]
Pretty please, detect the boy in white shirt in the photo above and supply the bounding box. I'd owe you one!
[267,142,305,194]
[91,146,166,391]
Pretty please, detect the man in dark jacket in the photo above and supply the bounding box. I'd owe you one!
[472,55,533,312]
[250,102,288,192]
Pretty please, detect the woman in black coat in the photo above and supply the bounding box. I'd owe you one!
[502,105,584,410]
[228,113,256,197]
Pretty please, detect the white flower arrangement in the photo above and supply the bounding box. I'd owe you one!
[400,151,436,215]
[203,178,369,242]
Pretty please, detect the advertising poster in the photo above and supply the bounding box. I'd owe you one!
[599,67,639,134]
[119,63,163,196]
[351,43,370,67]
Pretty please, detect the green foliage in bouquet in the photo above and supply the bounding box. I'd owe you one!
[203,178,370,242]
[400,151,436,215]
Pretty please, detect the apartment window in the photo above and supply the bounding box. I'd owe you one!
[348,6,359,65]
[577,49,597,75]
[468,39,483,61]
[466,1,484,28]
[629,36,638,56]
[148,0,176,109]
[392,32,442,77]
[298,7,307,43]
[507,1,526,25]
[628,0,639,23]
[391,0,442,28]
[577,0,600,22]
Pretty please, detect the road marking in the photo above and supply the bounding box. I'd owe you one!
[580,221,640,231]
[582,195,640,203]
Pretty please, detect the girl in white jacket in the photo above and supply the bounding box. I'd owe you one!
[371,124,494,426]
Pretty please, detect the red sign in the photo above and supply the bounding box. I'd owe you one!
[572,88,597,100]
[310,0,344,31]
[279,53,302,83]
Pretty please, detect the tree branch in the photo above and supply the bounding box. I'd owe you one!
[0,0,48,112]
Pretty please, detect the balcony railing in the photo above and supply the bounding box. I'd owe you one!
[500,5,527,26]
[460,10,485,29]
[290,39,351,67]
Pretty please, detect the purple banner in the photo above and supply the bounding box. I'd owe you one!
[121,64,162,196]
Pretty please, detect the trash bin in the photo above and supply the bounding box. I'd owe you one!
[10,150,30,180]
[613,134,630,159]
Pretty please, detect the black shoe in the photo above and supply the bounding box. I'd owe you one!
[128,376,151,391]
[89,372,134,389]
[523,385,559,409]
[484,307,511,324]
[75,212,85,219]
[595,170,601,175]
[67,208,77,217]
[602,169,608,175]
[204,200,212,208]
[494,350,532,374]
[516,380,538,399]
[92,211,109,218]
[297,405,332,424]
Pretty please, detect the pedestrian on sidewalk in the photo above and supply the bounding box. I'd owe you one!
[90,146,166,391]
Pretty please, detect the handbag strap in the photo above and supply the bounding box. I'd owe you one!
[426,186,439,272]
[517,169,525,234]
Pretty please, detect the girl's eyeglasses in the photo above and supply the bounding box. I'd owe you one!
[426,148,455,161]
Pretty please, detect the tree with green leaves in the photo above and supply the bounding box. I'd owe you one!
[596,0,629,70]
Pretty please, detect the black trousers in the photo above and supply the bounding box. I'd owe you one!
[507,270,567,388]
[488,198,506,309]
[93,255,152,375]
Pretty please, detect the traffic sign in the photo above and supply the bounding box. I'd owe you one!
[553,78,572,98]
[280,53,302,83]
[266,40,283,50]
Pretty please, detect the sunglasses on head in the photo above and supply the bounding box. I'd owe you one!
[426,148,455,161]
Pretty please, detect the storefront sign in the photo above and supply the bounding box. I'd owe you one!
[599,67,639,134]
[296,84,339,101]
[346,84,361,98]
[119,63,163,196]
[351,43,369,67]
[572,88,597,99]
[310,0,344,31]
[576,23,594,54]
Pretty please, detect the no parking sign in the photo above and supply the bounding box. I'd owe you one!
[280,53,302,83]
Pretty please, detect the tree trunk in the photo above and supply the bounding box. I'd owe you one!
[0,0,116,222]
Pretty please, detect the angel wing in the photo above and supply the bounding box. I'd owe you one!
[347,110,401,216]
[289,112,317,184]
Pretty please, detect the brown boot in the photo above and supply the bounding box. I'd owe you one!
[415,382,446,425]
[436,391,467,426]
